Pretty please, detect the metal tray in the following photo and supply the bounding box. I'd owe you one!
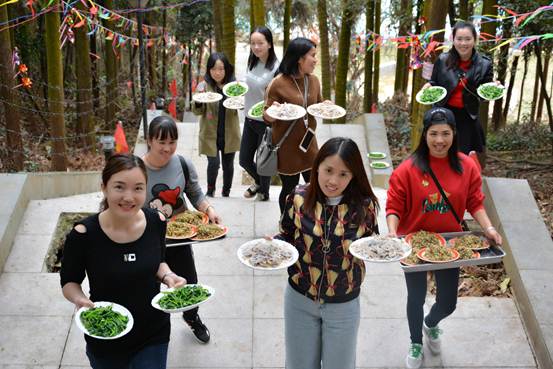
[401,231,506,273]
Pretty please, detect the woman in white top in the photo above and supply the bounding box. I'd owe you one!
[239,26,279,201]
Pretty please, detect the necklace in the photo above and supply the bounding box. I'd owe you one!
[317,204,336,301]
[292,75,309,127]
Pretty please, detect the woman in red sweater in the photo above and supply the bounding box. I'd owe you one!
[386,107,502,369]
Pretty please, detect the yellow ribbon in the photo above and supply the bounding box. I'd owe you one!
[0,0,19,7]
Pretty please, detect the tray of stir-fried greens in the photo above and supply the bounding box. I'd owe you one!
[400,231,506,273]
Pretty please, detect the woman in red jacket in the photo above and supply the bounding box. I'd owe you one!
[386,107,502,369]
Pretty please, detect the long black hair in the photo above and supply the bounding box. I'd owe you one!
[278,37,316,76]
[204,52,235,90]
[248,26,278,71]
[304,137,379,225]
[446,21,477,70]
[411,122,463,174]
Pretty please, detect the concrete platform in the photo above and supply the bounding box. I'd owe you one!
[0,121,538,368]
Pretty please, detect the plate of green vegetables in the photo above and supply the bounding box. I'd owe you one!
[223,81,248,97]
[75,301,133,340]
[415,86,447,105]
[151,284,214,313]
[248,100,265,119]
[477,82,505,101]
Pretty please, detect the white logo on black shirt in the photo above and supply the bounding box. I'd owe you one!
[123,253,136,262]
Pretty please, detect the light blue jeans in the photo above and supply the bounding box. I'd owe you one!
[284,285,360,369]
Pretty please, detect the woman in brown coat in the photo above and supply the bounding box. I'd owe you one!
[193,52,241,197]
[264,37,323,212]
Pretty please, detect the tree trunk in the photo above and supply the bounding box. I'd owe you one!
[479,0,497,137]
[252,0,265,28]
[283,0,292,52]
[491,18,511,131]
[502,53,519,124]
[410,0,448,149]
[74,1,95,151]
[44,1,67,171]
[103,0,118,127]
[0,4,23,171]
[363,0,375,112]
[222,0,236,65]
[447,0,456,26]
[459,0,469,20]
[317,0,331,100]
[90,32,100,110]
[161,2,168,96]
[530,51,540,121]
[211,0,223,51]
[409,0,423,115]
[335,0,355,122]
[534,44,553,156]
[372,0,381,106]
[517,53,529,124]
[536,49,551,123]
[394,0,412,96]
[130,43,138,111]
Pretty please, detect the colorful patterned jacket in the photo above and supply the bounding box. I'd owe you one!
[277,185,379,303]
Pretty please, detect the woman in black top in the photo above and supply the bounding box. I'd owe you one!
[60,154,185,369]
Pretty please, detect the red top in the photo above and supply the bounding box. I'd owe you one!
[447,59,471,108]
[386,153,484,235]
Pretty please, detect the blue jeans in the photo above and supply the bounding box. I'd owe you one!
[86,342,169,369]
[284,285,360,369]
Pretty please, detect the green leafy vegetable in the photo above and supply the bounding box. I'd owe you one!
[370,162,389,169]
[419,87,445,103]
[80,305,128,338]
[158,285,211,310]
[250,102,264,117]
[225,83,247,97]
[368,152,386,159]
[478,84,504,100]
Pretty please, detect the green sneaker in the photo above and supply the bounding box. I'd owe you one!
[406,343,423,369]
[423,321,442,354]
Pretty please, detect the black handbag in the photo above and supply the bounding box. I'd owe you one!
[256,120,298,177]
[427,167,470,231]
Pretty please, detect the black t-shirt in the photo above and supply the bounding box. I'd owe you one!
[60,208,169,357]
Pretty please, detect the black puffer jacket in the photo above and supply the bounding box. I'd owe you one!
[429,51,493,119]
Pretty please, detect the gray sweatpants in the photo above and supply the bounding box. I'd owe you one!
[284,285,360,369]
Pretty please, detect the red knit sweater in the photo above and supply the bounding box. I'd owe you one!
[386,153,484,235]
[447,59,471,108]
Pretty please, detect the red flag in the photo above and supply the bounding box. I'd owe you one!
[114,121,129,153]
[168,100,177,119]
[169,79,177,96]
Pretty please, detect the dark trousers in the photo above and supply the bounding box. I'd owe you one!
[278,171,311,213]
[86,342,168,369]
[165,244,199,320]
[405,268,460,344]
[207,151,235,193]
[239,118,270,196]
[447,106,485,154]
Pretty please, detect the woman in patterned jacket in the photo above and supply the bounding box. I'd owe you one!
[275,137,379,369]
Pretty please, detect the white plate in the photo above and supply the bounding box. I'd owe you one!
[349,236,412,263]
[477,82,505,101]
[266,103,306,121]
[223,96,244,110]
[151,284,215,313]
[192,92,223,103]
[369,161,390,169]
[222,81,249,97]
[237,238,299,271]
[415,86,447,105]
[367,151,387,159]
[75,301,134,340]
[247,100,265,119]
[306,103,346,119]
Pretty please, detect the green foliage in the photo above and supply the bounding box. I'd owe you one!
[176,2,213,47]
[487,119,553,151]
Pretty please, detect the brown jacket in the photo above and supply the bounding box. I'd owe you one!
[264,74,322,175]
[192,82,241,157]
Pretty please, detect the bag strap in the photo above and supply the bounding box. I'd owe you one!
[178,155,190,184]
[427,167,463,225]
[275,119,299,149]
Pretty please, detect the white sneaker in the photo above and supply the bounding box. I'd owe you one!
[423,321,442,354]
[405,343,423,369]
